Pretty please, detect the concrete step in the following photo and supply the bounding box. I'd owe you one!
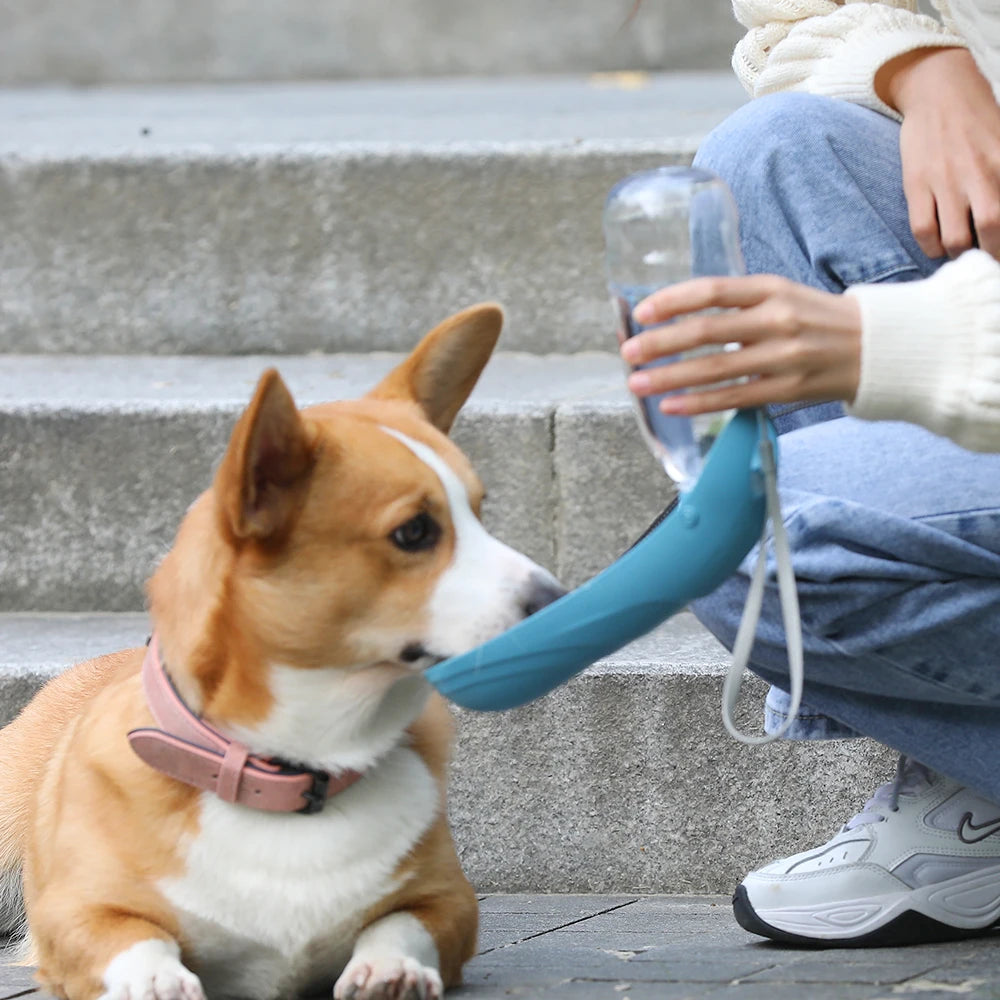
[0,75,746,356]
[0,611,895,895]
[0,351,673,611]
[1,1,742,85]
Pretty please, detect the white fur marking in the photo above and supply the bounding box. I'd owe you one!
[335,912,442,1000]
[379,427,559,654]
[225,665,430,773]
[161,746,438,999]
[100,938,205,1000]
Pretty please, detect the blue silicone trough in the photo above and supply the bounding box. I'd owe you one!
[425,408,774,711]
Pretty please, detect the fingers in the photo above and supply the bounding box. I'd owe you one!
[624,281,810,369]
[900,110,1000,262]
[892,48,1000,263]
[622,306,766,367]
[657,376,804,417]
[970,181,1000,259]
[906,181,946,260]
[621,282,862,407]
[910,183,999,261]
[632,274,784,327]
[903,172,974,261]
[936,193,975,259]
[644,365,848,418]
[626,337,797,399]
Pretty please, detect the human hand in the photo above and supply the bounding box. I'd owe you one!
[876,46,1000,261]
[623,275,861,416]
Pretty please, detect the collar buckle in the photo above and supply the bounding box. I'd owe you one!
[297,769,331,814]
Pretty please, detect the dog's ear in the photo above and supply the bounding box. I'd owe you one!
[367,303,503,433]
[215,369,316,542]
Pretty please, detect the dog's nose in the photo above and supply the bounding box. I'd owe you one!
[521,576,568,618]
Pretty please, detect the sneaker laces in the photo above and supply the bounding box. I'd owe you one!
[843,755,934,831]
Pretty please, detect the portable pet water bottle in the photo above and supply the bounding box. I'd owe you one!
[604,165,804,744]
[603,166,746,489]
[426,167,803,744]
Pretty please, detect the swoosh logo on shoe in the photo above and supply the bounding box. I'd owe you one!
[958,812,1000,844]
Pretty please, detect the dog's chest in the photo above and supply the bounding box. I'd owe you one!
[160,746,438,998]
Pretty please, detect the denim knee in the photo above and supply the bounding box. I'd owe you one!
[694,92,887,211]
[693,418,1000,708]
[694,92,830,193]
[693,93,935,289]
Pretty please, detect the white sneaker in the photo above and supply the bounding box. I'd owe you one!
[734,757,1000,946]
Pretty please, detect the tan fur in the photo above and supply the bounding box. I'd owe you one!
[360,695,478,986]
[0,650,140,885]
[25,670,194,998]
[0,304,512,999]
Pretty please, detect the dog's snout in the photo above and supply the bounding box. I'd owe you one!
[521,576,567,618]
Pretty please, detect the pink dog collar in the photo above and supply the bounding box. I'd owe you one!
[127,635,362,814]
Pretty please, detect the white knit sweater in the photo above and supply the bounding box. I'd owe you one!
[732,0,1000,451]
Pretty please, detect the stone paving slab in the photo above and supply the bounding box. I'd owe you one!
[0,75,746,356]
[461,896,1000,999]
[0,968,33,998]
[7,895,1000,999]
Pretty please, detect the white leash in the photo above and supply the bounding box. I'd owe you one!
[721,411,804,745]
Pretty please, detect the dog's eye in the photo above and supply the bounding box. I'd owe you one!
[390,513,441,552]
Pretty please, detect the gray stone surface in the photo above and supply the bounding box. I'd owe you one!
[0,610,897,893]
[554,400,675,588]
[0,75,747,355]
[11,896,997,999]
[458,895,1000,999]
[0,352,651,611]
[0,76,747,152]
[0,2,744,84]
[0,612,148,725]
[450,621,896,894]
[0,949,34,997]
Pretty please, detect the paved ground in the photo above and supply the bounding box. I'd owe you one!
[4,895,1000,999]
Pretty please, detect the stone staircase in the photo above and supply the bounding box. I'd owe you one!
[0,0,743,84]
[0,15,896,898]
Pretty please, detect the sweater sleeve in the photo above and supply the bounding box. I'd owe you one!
[732,0,967,119]
[845,250,1000,452]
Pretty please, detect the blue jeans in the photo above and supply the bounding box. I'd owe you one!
[689,93,1000,799]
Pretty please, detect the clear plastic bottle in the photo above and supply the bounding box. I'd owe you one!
[603,166,746,488]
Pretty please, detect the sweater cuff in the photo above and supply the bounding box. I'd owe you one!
[845,251,1000,451]
[751,7,966,120]
[806,27,967,120]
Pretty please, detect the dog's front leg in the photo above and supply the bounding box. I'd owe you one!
[98,937,205,1000]
[31,905,203,1000]
[334,911,445,1000]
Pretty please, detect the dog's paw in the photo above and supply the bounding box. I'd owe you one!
[334,954,443,1000]
[99,939,206,1000]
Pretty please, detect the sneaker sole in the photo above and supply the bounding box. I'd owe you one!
[733,885,1000,948]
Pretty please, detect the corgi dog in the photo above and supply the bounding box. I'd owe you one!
[0,304,565,1000]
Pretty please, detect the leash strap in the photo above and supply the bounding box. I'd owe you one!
[721,411,804,745]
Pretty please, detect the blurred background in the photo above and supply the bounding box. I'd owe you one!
[0,0,741,85]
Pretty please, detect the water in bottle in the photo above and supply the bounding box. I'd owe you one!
[603,166,746,488]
